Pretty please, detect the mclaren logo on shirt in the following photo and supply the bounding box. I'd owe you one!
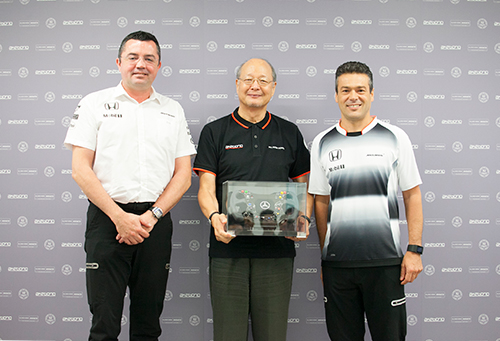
[329,149,342,162]
[225,144,243,150]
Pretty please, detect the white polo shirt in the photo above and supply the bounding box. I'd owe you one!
[64,83,196,204]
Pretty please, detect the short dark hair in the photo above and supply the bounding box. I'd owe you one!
[118,31,161,63]
[236,58,277,82]
[335,61,373,93]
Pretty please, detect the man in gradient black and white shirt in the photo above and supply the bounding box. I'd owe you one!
[309,61,423,341]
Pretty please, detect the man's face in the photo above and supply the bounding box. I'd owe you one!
[236,59,276,111]
[335,73,374,125]
[116,39,161,93]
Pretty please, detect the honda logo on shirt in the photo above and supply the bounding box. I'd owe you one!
[104,102,119,110]
[329,149,342,162]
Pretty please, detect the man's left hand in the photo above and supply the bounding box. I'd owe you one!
[400,251,423,285]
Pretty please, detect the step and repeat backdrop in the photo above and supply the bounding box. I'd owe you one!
[0,0,499,340]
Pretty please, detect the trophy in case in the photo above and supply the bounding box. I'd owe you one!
[222,181,307,238]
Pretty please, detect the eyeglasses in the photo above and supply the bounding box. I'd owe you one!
[238,78,273,86]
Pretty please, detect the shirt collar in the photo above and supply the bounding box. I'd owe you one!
[114,82,161,104]
[231,107,272,130]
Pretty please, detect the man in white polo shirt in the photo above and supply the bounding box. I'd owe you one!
[64,31,196,340]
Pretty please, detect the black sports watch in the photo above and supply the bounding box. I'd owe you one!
[149,206,163,220]
[407,244,423,255]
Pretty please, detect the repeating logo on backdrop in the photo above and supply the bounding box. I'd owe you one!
[306,290,318,301]
[189,91,200,102]
[424,192,435,203]
[190,16,201,27]
[452,289,463,300]
[44,239,56,251]
[17,216,28,227]
[477,18,488,29]
[423,42,434,53]
[478,92,489,103]
[452,141,463,153]
[45,92,55,103]
[278,41,289,52]
[379,66,390,78]
[451,216,463,228]
[333,17,344,28]
[18,141,28,152]
[478,239,489,251]
[451,67,462,78]
[189,240,200,251]
[62,42,73,53]
[406,17,417,28]
[478,166,489,178]
[62,264,72,276]
[407,92,418,103]
[162,66,173,77]
[189,315,201,326]
[424,116,435,127]
[262,16,273,27]
[46,18,56,29]
[18,67,29,78]
[117,17,128,28]
[424,265,435,276]
[61,191,73,203]
[19,288,29,300]
[44,166,55,177]
[407,315,418,326]
[306,66,317,77]
[351,41,362,53]
[89,67,100,78]
[45,314,56,325]
[207,41,218,52]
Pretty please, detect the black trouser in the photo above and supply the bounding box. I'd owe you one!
[85,202,173,341]
[322,264,407,341]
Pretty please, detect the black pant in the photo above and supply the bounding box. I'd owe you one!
[85,202,173,341]
[322,265,407,341]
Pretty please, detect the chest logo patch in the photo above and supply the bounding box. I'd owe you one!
[329,149,342,162]
[225,144,243,150]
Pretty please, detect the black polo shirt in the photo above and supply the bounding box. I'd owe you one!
[194,107,310,258]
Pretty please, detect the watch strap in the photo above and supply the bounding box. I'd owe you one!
[407,244,423,255]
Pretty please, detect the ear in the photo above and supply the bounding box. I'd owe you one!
[116,58,121,69]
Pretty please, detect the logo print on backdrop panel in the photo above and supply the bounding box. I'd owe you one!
[423,42,434,53]
[262,16,273,27]
[46,18,56,29]
[62,42,73,53]
[18,67,29,78]
[351,41,362,53]
[333,17,344,28]
[117,17,128,28]
[424,265,435,276]
[379,66,390,77]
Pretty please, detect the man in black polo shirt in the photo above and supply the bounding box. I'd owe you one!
[194,58,312,341]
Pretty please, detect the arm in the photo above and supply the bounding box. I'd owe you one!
[71,146,150,245]
[197,171,233,244]
[400,185,424,285]
[314,195,330,252]
[137,154,193,236]
[288,174,314,241]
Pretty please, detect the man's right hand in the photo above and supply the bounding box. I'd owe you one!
[114,211,151,245]
[212,213,234,244]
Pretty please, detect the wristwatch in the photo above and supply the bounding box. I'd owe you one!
[407,244,424,255]
[149,206,163,220]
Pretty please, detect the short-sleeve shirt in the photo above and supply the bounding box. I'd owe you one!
[194,108,310,258]
[308,117,422,267]
[64,83,196,204]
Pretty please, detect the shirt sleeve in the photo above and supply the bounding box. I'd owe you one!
[63,95,98,152]
[289,126,311,179]
[193,123,219,176]
[308,133,331,196]
[174,104,197,158]
[394,127,422,191]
